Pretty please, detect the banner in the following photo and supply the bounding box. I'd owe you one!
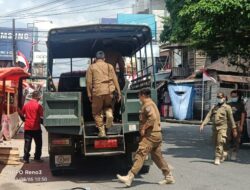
[0,27,33,61]
[117,14,156,40]
[168,84,195,120]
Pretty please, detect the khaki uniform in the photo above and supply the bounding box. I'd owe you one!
[202,103,236,158]
[86,59,121,128]
[227,101,246,152]
[130,99,171,177]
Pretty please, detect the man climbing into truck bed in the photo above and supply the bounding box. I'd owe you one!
[86,51,121,137]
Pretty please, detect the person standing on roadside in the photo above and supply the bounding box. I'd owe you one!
[19,91,43,163]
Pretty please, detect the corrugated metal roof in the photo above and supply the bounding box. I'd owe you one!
[206,58,245,73]
[218,74,250,84]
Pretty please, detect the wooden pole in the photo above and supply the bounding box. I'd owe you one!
[7,92,10,115]
[2,79,6,114]
[201,76,205,121]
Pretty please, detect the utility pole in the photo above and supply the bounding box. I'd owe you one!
[12,18,16,67]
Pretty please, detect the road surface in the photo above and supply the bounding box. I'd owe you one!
[0,123,250,190]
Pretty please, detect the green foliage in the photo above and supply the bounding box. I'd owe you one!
[161,0,250,71]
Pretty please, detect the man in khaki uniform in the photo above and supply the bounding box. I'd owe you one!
[105,47,125,121]
[117,88,175,187]
[104,48,125,76]
[200,92,237,165]
[104,48,125,88]
[86,51,121,137]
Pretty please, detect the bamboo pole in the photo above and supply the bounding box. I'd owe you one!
[7,92,10,115]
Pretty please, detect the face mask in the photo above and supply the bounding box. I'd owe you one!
[230,97,238,103]
[217,98,224,104]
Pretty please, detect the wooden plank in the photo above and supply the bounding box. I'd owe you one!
[0,160,21,165]
[0,147,19,155]
[0,155,20,161]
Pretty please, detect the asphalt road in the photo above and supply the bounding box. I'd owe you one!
[0,123,250,190]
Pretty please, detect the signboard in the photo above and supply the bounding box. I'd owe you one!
[33,52,47,63]
[0,27,33,61]
[137,44,160,58]
[117,14,156,40]
[100,18,117,24]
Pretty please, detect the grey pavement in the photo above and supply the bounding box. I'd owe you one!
[0,123,250,190]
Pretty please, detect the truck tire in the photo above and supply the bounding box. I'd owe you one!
[51,169,62,176]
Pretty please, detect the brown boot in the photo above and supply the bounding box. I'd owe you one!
[105,109,114,129]
[98,126,106,137]
[220,151,228,162]
[158,172,175,185]
[214,157,220,165]
[117,171,135,187]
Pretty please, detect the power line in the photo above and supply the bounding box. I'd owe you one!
[1,0,120,19]
[4,1,124,20]
[1,0,164,20]
[15,0,115,17]
[0,0,71,17]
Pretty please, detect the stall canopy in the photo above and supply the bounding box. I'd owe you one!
[0,67,30,81]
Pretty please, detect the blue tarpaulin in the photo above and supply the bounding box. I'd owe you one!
[168,84,195,120]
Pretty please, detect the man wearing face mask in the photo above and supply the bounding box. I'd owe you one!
[200,92,237,165]
[227,90,246,160]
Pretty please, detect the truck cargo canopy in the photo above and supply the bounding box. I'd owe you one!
[47,24,152,59]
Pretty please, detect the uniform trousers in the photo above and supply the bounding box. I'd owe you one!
[212,128,227,158]
[130,136,170,176]
[92,94,113,128]
[23,130,42,161]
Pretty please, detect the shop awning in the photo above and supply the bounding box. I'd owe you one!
[0,67,30,81]
[218,74,250,84]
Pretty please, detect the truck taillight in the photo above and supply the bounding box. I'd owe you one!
[94,139,118,149]
[52,139,70,146]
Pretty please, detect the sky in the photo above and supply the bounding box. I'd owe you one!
[0,0,135,29]
[0,0,136,74]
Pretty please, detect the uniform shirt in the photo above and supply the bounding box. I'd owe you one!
[22,99,43,131]
[86,59,120,97]
[202,103,236,130]
[228,101,246,122]
[139,98,162,142]
[104,49,125,74]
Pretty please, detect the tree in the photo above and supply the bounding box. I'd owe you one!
[161,0,250,72]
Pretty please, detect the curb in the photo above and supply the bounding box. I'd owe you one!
[163,119,210,125]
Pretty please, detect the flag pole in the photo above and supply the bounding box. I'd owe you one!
[201,71,205,121]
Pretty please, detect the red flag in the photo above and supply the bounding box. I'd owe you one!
[16,51,29,72]
[201,68,217,83]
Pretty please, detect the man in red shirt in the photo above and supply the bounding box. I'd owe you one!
[20,91,43,163]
